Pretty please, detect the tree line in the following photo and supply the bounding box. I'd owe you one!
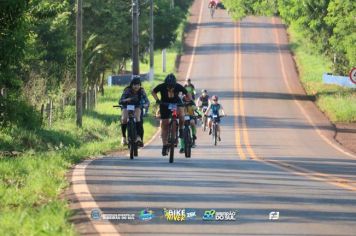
[222,0,355,75]
[0,0,192,129]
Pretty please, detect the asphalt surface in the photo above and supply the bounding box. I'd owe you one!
[69,0,356,235]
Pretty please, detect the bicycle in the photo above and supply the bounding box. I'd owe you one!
[200,106,208,131]
[208,114,224,146]
[161,103,179,163]
[114,104,138,159]
[209,4,216,18]
[182,114,193,158]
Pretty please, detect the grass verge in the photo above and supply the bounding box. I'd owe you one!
[288,23,356,123]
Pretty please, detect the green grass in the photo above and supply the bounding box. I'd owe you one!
[288,24,356,123]
[0,10,188,236]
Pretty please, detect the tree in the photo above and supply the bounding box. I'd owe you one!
[325,0,356,74]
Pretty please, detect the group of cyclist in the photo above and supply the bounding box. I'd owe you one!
[118,73,226,156]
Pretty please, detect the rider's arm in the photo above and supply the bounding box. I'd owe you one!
[220,104,226,116]
[141,88,150,107]
[152,84,162,103]
[179,84,192,101]
[195,97,201,107]
[119,88,130,104]
[204,104,211,116]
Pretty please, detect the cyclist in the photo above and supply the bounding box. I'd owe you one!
[184,78,196,100]
[179,95,202,152]
[119,76,146,147]
[208,0,218,8]
[196,89,210,112]
[152,73,191,156]
[204,95,226,141]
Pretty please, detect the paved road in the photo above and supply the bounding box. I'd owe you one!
[69,0,356,235]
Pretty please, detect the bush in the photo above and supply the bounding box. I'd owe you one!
[1,93,41,130]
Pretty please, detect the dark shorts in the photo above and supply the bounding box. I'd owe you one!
[209,116,220,123]
[160,100,183,119]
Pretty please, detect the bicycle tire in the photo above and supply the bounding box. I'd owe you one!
[213,124,217,146]
[169,144,174,163]
[202,116,207,131]
[128,119,136,159]
[134,144,138,156]
[129,143,134,159]
[210,7,215,18]
[168,120,175,163]
[184,127,191,158]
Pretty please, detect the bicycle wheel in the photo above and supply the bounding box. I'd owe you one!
[184,127,191,158]
[168,120,175,163]
[202,116,207,131]
[169,144,174,163]
[134,144,138,156]
[210,7,215,18]
[128,120,136,159]
[213,124,217,146]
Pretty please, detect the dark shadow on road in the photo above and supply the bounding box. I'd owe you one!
[239,22,285,29]
[184,43,289,55]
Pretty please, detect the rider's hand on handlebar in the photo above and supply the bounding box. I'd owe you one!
[130,96,139,103]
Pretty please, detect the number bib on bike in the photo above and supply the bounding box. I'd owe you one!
[126,105,135,111]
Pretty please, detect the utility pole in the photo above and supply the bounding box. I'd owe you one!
[76,0,83,127]
[149,0,154,82]
[132,0,140,76]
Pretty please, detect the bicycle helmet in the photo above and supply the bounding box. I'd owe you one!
[165,73,176,88]
[130,75,141,86]
[201,89,207,93]
[211,95,218,101]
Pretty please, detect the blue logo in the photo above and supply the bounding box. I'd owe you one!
[203,210,216,221]
[91,209,101,220]
[186,209,197,220]
[139,209,155,221]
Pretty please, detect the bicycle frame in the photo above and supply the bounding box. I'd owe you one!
[183,115,193,158]
[114,104,138,159]
[164,103,179,163]
[201,106,208,131]
[126,105,138,158]
[210,114,219,146]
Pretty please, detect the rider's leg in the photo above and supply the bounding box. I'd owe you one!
[179,137,185,153]
[208,118,212,135]
[178,107,185,138]
[121,109,128,144]
[134,108,143,144]
[161,119,169,146]
[217,122,221,140]
[190,119,196,139]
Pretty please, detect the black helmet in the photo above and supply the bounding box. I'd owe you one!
[130,75,141,86]
[164,73,176,88]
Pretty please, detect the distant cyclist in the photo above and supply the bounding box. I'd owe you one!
[208,0,218,8]
[152,73,192,156]
[179,95,202,152]
[184,78,196,100]
[204,95,226,141]
[196,89,210,111]
[119,76,146,146]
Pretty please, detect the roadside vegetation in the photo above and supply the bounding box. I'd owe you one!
[223,0,356,122]
[0,0,192,235]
